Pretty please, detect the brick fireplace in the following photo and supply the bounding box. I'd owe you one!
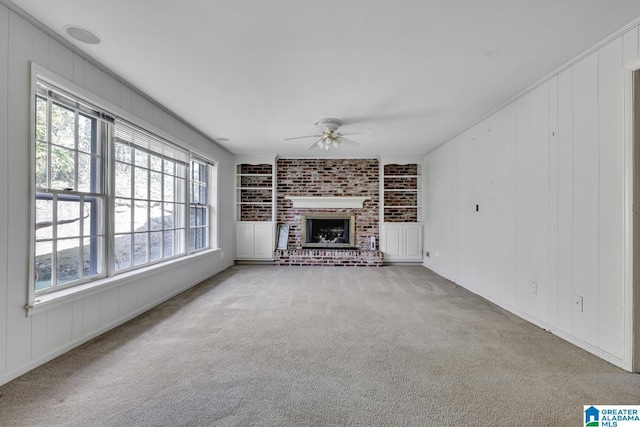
[274,158,382,266]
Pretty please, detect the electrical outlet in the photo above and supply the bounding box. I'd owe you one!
[435,250,440,258]
[221,251,224,259]
[529,281,537,294]
[425,251,430,257]
[573,295,583,312]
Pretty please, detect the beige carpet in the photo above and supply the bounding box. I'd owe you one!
[0,265,638,426]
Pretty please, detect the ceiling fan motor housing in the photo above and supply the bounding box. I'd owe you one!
[314,118,342,131]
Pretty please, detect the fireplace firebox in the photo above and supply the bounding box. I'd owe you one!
[301,213,356,248]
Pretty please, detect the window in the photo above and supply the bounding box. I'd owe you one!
[34,82,108,292]
[32,77,215,297]
[113,121,189,271]
[190,158,209,252]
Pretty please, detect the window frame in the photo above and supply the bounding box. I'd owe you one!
[34,192,106,292]
[189,156,212,254]
[29,64,219,307]
[33,82,110,296]
[110,122,191,275]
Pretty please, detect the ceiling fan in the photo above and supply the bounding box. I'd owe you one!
[284,118,369,151]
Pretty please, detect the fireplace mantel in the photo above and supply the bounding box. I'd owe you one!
[284,196,370,209]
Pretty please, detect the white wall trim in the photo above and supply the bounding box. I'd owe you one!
[550,328,624,368]
[378,154,425,165]
[623,58,640,372]
[0,0,227,152]
[32,63,216,159]
[26,249,224,316]
[234,154,277,165]
[0,263,231,387]
[278,156,379,160]
[442,271,625,369]
[432,17,640,155]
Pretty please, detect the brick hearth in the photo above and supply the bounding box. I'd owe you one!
[274,249,383,266]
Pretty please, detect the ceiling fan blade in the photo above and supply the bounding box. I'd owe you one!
[305,138,323,150]
[337,136,360,146]
[339,128,374,136]
[283,134,322,141]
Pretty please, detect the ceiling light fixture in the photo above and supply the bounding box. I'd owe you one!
[64,25,101,44]
[316,132,342,151]
[284,118,364,151]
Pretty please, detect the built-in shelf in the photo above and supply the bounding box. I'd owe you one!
[236,161,275,222]
[377,157,423,262]
[381,162,421,223]
[234,156,277,261]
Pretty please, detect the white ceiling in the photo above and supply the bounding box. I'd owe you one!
[10,0,640,158]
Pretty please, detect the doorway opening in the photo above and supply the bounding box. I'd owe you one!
[632,69,640,372]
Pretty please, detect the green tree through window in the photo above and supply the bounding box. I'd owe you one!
[34,83,105,291]
[33,78,216,297]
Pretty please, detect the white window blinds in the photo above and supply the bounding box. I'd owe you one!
[37,81,114,124]
[115,119,190,164]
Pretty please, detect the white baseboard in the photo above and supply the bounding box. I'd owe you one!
[422,265,625,370]
[0,263,232,387]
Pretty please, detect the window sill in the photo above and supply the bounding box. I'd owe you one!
[25,248,222,316]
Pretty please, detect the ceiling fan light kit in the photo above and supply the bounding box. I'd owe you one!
[285,118,364,151]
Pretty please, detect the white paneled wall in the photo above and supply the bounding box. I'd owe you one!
[572,51,600,346]
[0,5,9,381]
[0,4,235,386]
[598,38,625,356]
[424,25,640,368]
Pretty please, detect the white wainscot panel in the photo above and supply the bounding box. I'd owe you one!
[235,222,274,260]
[119,283,131,317]
[84,61,102,96]
[381,224,402,259]
[623,26,639,64]
[72,299,84,341]
[82,293,101,335]
[31,312,47,360]
[548,76,560,330]
[254,223,275,259]
[6,9,34,374]
[597,37,624,358]
[0,3,9,378]
[33,27,48,67]
[46,303,73,352]
[403,224,423,260]
[49,38,73,81]
[571,52,600,346]
[381,223,422,261]
[557,68,574,335]
[529,82,550,324]
[72,53,84,87]
[100,287,121,328]
[515,94,532,315]
[101,73,121,108]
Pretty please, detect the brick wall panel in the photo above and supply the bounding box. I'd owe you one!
[276,158,379,250]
